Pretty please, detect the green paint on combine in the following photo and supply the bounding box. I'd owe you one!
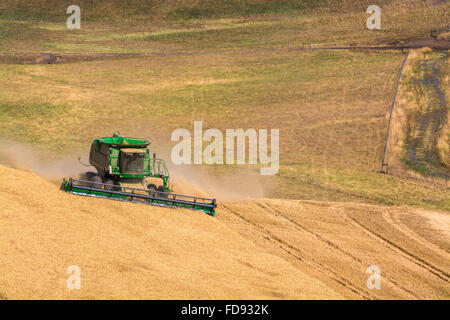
[61,132,217,216]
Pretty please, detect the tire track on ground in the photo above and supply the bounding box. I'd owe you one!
[383,211,450,257]
[406,54,450,179]
[345,211,450,283]
[261,201,420,298]
[259,202,362,261]
[221,203,375,299]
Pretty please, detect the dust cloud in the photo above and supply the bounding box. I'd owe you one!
[0,140,86,181]
[168,163,273,202]
[0,139,272,201]
[145,145,275,201]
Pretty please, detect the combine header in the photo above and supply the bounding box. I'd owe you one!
[61,132,217,216]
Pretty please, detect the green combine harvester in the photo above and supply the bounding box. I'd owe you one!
[61,132,217,216]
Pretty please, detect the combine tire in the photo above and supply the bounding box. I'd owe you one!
[147,184,157,196]
[157,186,169,198]
[89,175,102,188]
[103,178,114,191]
[79,172,96,186]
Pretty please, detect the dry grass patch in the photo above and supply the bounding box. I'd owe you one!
[436,55,450,167]
[0,165,341,299]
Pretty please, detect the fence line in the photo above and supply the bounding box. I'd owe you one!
[0,44,416,59]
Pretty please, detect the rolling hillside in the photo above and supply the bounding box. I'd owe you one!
[0,0,449,300]
[0,165,448,299]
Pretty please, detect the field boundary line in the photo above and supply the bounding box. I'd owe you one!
[0,44,415,58]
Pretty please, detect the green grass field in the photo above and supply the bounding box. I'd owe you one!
[0,0,449,211]
[0,0,448,52]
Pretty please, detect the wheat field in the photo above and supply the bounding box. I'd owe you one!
[0,165,448,299]
[1,0,449,300]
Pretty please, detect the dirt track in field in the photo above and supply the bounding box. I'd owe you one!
[0,165,448,299]
[0,37,449,66]
[405,54,450,179]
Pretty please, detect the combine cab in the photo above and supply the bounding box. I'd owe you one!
[61,132,217,216]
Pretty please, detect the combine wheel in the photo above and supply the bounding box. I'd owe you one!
[157,186,169,198]
[82,172,96,180]
[103,178,114,191]
[79,172,96,186]
[89,175,102,188]
[147,184,157,196]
